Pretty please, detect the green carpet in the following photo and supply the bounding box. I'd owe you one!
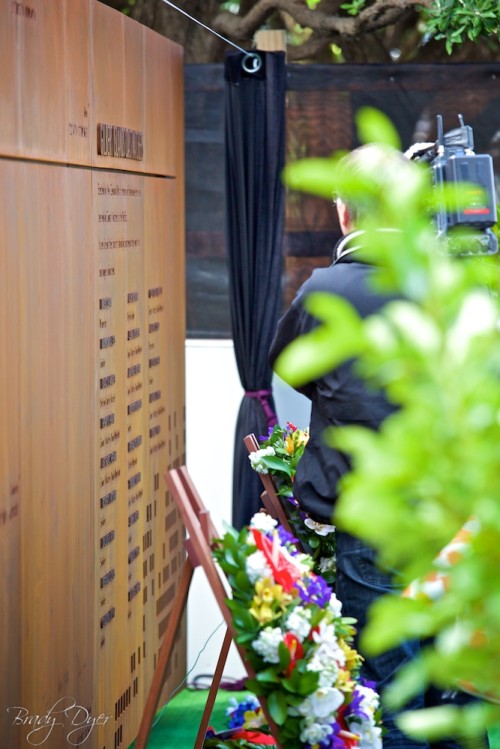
[128,688,247,748]
[127,690,500,749]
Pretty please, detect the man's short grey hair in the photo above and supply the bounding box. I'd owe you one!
[335,143,411,222]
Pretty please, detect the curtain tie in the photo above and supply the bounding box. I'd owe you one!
[244,389,277,429]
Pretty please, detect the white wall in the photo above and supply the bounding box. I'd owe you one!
[184,339,310,683]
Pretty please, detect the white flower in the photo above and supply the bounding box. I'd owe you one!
[327,592,343,618]
[299,718,334,744]
[286,606,312,641]
[307,657,339,688]
[355,684,380,715]
[249,512,277,534]
[252,627,282,663]
[318,557,336,574]
[347,717,383,749]
[245,550,273,583]
[311,620,346,668]
[248,446,275,474]
[304,517,336,536]
[297,687,344,719]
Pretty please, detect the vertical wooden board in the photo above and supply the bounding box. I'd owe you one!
[143,33,184,177]
[169,41,186,183]
[16,0,67,161]
[123,173,147,745]
[0,160,21,748]
[90,1,125,172]
[19,163,95,744]
[93,170,131,749]
[285,89,352,233]
[91,1,149,175]
[93,171,151,749]
[64,0,92,165]
[0,0,21,156]
[143,177,187,705]
[123,15,145,145]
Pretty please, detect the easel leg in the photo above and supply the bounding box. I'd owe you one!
[135,559,194,749]
[194,627,233,749]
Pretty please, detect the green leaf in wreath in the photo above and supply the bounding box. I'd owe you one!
[278,641,291,673]
[267,690,289,725]
[256,667,281,684]
[260,455,293,478]
[297,670,320,695]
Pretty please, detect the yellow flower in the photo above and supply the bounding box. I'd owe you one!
[335,668,355,691]
[340,640,363,672]
[249,578,293,623]
[293,428,309,448]
[249,603,275,624]
[285,434,295,454]
[255,578,290,605]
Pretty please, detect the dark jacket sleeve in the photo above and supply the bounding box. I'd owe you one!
[268,283,320,400]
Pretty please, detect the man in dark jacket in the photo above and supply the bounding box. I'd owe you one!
[269,145,483,748]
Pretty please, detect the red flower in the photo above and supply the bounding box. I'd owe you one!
[283,632,304,676]
[232,729,277,745]
[337,705,360,749]
[252,529,301,592]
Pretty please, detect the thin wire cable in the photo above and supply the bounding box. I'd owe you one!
[159,0,248,54]
[151,618,226,728]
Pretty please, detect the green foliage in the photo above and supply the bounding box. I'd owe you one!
[310,0,499,53]
[280,108,500,741]
[340,0,367,16]
[422,0,500,52]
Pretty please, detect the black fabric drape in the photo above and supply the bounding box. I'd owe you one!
[224,51,286,529]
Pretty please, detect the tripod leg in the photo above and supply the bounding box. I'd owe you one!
[135,559,194,749]
[194,627,234,749]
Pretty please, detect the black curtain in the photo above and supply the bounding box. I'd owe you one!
[224,50,286,529]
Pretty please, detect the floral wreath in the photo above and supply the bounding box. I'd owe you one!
[212,512,383,749]
[248,423,336,584]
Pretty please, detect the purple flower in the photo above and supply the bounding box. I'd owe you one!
[344,688,370,721]
[276,525,300,548]
[295,573,333,607]
[226,696,261,728]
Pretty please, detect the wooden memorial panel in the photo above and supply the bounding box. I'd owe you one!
[0,2,185,748]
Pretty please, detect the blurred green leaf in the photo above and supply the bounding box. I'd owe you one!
[267,690,288,725]
[356,107,401,149]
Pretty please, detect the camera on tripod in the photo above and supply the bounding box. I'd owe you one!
[406,114,498,255]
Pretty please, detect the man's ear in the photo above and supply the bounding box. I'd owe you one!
[336,199,353,235]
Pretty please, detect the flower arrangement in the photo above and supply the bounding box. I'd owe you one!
[213,512,383,749]
[248,423,336,583]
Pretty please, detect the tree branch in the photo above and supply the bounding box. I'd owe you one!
[213,0,432,43]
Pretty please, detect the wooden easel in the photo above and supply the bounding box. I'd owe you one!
[243,433,295,536]
[135,465,282,749]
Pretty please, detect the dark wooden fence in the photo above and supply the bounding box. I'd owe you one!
[185,63,500,338]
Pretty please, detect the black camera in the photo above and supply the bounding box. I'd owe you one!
[407,115,498,255]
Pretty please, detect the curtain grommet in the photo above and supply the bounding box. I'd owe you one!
[242,52,262,74]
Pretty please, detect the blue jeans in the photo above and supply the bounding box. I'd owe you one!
[335,530,488,749]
